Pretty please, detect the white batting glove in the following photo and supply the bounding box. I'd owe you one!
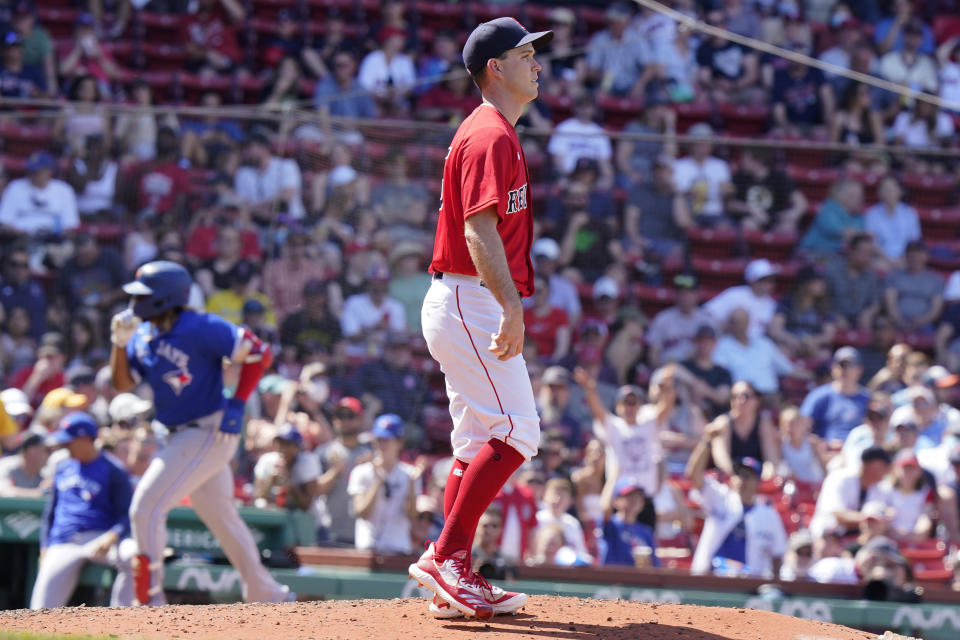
[111,309,141,348]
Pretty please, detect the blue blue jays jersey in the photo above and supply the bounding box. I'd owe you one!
[126,310,238,426]
[42,454,132,547]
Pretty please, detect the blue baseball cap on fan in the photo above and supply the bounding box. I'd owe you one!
[371,413,404,440]
[462,17,553,76]
[734,456,763,477]
[49,411,99,445]
[274,422,303,447]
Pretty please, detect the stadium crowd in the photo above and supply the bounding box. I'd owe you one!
[4,0,960,599]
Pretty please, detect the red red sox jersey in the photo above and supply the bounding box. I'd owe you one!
[429,104,535,297]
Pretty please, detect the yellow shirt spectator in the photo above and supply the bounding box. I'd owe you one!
[205,291,277,328]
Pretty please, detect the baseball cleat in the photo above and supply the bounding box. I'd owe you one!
[409,544,493,619]
[428,577,528,618]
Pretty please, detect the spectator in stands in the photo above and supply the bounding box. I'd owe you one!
[262,231,326,325]
[900,386,949,450]
[680,324,733,420]
[623,155,689,261]
[548,94,615,188]
[780,529,815,582]
[559,215,621,284]
[705,258,778,338]
[234,130,306,223]
[875,0,935,55]
[340,265,406,357]
[889,100,956,174]
[841,392,893,469]
[600,479,658,567]
[708,380,780,478]
[491,469,538,563]
[882,450,936,542]
[673,123,733,228]
[646,275,712,367]
[315,397,372,547]
[688,433,787,578]
[884,241,944,332]
[696,9,761,104]
[313,49,377,119]
[0,151,79,236]
[937,37,960,106]
[369,149,429,242]
[472,506,513,578]
[771,53,834,137]
[179,90,244,168]
[0,31,43,98]
[11,332,67,408]
[728,147,807,232]
[58,13,120,95]
[66,135,118,220]
[539,366,587,452]
[193,224,259,296]
[387,243,430,333]
[585,2,648,98]
[357,26,416,117]
[416,30,460,93]
[125,126,189,220]
[617,99,677,190]
[261,48,303,108]
[778,406,826,484]
[0,389,32,450]
[253,423,319,514]
[538,8,587,98]
[114,80,165,163]
[825,233,882,330]
[1,305,37,379]
[347,413,422,553]
[0,432,47,497]
[181,0,244,75]
[878,19,938,96]
[713,307,797,398]
[205,259,275,327]
[829,82,886,172]
[535,477,590,562]
[860,316,898,382]
[524,275,571,364]
[56,232,126,315]
[937,273,960,371]
[571,439,605,526]
[871,347,923,394]
[351,332,425,423]
[800,346,870,445]
[809,445,891,537]
[530,238,581,325]
[0,245,47,339]
[864,176,921,267]
[799,178,865,257]
[55,75,110,157]
[416,72,481,124]
[768,265,836,359]
[819,18,863,92]
[10,1,53,95]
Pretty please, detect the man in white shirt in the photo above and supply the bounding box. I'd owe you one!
[712,307,795,395]
[340,265,407,356]
[673,123,733,226]
[704,258,778,337]
[234,131,305,220]
[347,413,420,554]
[687,429,787,578]
[0,151,79,235]
[646,274,713,366]
[547,95,614,187]
[809,446,891,537]
[534,478,590,561]
[357,27,416,114]
[253,423,321,525]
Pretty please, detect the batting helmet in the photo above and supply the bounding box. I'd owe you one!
[122,261,192,320]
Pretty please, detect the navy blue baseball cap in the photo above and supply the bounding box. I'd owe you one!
[371,413,404,440]
[734,456,763,477]
[26,151,55,172]
[49,411,99,445]
[462,17,553,76]
[274,422,303,447]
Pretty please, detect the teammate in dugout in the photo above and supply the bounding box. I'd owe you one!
[31,411,136,608]
[109,260,291,605]
[408,17,552,620]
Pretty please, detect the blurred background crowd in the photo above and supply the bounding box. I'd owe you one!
[4,0,960,599]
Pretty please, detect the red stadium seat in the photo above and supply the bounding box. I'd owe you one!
[115,69,177,102]
[691,257,747,291]
[787,165,841,202]
[541,93,573,125]
[743,230,798,262]
[597,95,644,130]
[673,102,712,134]
[136,11,184,42]
[687,227,738,259]
[903,173,957,208]
[179,73,233,105]
[578,6,607,33]
[141,43,190,72]
[415,0,463,31]
[719,103,770,136]
[0,123,54,158]
[250,0,298,20]
[36,8,80,39]
[634,285,677,316]
[917,207,960,238]
[779,135,830,168]
[833,328,873,348]
[933,16,960,43]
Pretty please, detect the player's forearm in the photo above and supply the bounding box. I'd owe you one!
[464,210,522,314]
[109,344,137,392]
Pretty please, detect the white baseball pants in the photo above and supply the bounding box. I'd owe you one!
[129,415,289,605]
[421,275,540,462]
[30,531,137,608]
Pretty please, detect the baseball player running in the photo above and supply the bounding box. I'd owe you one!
[31,411,136,609]
[408,17,552,620]
[109,261,290,605]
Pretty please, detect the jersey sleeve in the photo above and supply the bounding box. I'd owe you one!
[203,313,242,360]
[459,128,515,220]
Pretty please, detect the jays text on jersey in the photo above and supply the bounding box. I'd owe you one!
[429,105,535,297]
[126,310,239,426]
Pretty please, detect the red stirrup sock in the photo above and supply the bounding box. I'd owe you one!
[443,459,469,520]
[434,438,524,557]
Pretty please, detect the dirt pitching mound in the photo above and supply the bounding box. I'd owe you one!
[0,596,877,640]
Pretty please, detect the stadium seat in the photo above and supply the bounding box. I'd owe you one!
[0,123,54,158]
[787,165,841,202]
[36,8,80,39]
[933,15,960,43]
[903,174,957,208]
[141,43,190,72]
[179,73,233,105]
[779,135,830,168]
[634,285,677,316]
[845,169,882,203]
[237,75,268,104]
[743,230,798,262]
[691,257,747,291]
[415,0,463,31]
[597,95,644,131]
[577,6,607,34]
[136,11,184,42]
[833,328,872,349]
[250,0,299,20]
[719,103,770,136]
[115,69,177,103]
[687,227,738,259]
[917,207,960,238]
[523,5,556,33]
[541,93,573,125]
[673,102,712,134]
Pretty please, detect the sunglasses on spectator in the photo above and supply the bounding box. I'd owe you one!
[796,547,813,558]
[417,512,434,521]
